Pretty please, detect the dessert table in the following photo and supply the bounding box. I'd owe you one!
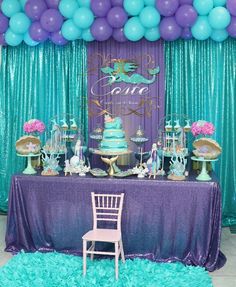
[5,172,226,271]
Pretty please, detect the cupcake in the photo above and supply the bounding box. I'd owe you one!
[165,120,172,132]
[184,120,191,132]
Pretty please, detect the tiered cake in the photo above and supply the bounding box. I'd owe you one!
[100,115,128,153]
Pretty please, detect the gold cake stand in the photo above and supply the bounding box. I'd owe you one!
[92,149,132,176]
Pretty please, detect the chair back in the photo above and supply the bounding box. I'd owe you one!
[91,192,124,230]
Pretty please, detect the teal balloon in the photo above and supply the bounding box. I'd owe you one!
[73,7,94,29]
[77,0,91,8]
[5,28,23,46]
[193,0,213,15]
[1,0,21,17]
[59,0,79,19]
[145,27,160,41]
[191,16,212,40]
[124,17,145,41]
[24,32,39,46]
[139,6,160,28]
[61,19,82,40]
[144,0,155,6]
[10,12,31,34]
[124,0,144,16]
[211,29,228,42]
[82,28,94,41]
[213,0,226,6]
[20,0,27,9]
[208,7,231,29]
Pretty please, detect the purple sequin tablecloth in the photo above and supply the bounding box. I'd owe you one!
[5,173,226,271]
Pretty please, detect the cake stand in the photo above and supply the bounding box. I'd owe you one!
[191,156,218,181]
[130,125,149,167]
[92,150,132,176]
[17,153,41,175]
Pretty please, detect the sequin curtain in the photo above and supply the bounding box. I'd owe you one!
[0,41,88,212]
[165,38,236,226]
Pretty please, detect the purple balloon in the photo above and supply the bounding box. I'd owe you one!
[181,27,192,39]
[156,0,179,16]
[40,9,63,32]
[0,12,9,34]
[227,0,236,17]
[160,16,182,41]
[107,7,128,28]
[25,0,48,21]
[113,27,127,42]
[111,0,123,6]
[45,0,60,8]
[175,4,197,28]
[179,0,192,4]
[227,16,236,38]
[91,0,111,17]
[91,17,112,41]
[29,21,49,42]
[50,30,68,45]
[0,33,6,46]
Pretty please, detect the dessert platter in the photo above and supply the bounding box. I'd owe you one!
[90,168,108,177]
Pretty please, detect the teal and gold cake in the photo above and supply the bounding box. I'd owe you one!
[100,115,128,153]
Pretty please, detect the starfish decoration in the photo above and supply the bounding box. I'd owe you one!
[26,142,37,152]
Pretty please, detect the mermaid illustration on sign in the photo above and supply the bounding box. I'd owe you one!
[101,59,160,85]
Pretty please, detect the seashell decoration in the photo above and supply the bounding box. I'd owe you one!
[193,138,222,159]
[16,136,41,155]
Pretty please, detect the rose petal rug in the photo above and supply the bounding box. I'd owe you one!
[0,252,213,287]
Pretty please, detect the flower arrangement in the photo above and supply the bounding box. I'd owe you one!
[23,119,45,134]
[191,120,215,137]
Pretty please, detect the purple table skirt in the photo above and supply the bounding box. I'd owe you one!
[5,173,226,271]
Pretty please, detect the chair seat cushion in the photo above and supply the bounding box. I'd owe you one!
[82,229,121,242]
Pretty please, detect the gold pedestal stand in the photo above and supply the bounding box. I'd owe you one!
[101,156,118,176]
[92,150,132,176]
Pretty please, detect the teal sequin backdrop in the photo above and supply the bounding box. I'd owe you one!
[0,41,88,212]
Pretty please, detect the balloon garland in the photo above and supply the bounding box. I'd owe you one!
[0,0,236,46]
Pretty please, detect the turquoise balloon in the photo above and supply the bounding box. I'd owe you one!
[145,27,160,41]
[59,0,79,19]
[124,17,145,41]
[124,0,144,16]
[73,7,94,29]
[61,19,82,40]
[191,16,212,40]
[193,0,213,15]
[144,0,155,6]
[20,0,27,9]
[1,0,21,17]
[77,0,90,8]
[5,28,23,46]
[139,6,160,28]
[10,12,31,34]
[211,29,228,42]
[208,7,231,29]
[82,28,94,41]
[24,32,39,46]
[213,0,226,6]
